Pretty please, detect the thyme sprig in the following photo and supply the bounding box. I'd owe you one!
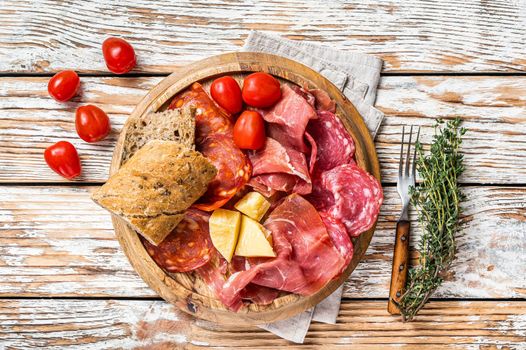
[398,118,466,321]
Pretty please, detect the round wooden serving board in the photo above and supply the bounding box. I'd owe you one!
[109,52,381,325]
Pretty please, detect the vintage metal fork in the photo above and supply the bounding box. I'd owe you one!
[388,125,420,314]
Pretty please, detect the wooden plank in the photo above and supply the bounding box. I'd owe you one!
[0,299,525,349]
[1,75,525,184]
[0,0,525,73]
[1,185,524,299]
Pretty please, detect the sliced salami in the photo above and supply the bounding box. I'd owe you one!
[319,163,383,237]
[142,209,213,272]
[307,110,355,174]
[169,82,232,141]
[194,134,252,211]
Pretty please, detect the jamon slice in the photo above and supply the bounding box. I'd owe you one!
[309,88,336,113]
[248,138,312,195]
[219,194,348,307]
[319,212,353,274]
[263,84,317,152]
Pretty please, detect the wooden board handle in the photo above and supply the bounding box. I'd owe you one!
[388,220,410,314]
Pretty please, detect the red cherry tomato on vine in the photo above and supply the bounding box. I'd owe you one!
[75,105,111,143]
[47,70,80,102]
[44,141,81,179]
[102,37,136,74]
[242,72,281,108]
[233,110,266,150]
[210,76,242,114]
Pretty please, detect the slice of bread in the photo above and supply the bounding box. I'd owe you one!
[122,106,195,164]
[92,140,217,245]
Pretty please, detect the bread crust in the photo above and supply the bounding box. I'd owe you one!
[92,140,216,245]
[122,106,195,164]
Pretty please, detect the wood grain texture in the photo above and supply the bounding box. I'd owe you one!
[1,75,525,184]
[1,299,525,349]
[1,185,524,299]
[1,0,525,73]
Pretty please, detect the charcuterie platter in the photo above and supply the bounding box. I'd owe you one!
[103,52,381,325]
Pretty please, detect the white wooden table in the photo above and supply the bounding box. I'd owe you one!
[0,1,525,348]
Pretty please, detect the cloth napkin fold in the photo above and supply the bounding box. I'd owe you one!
[241,31,384,343]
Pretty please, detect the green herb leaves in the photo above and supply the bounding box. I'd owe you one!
[398,118,466,321]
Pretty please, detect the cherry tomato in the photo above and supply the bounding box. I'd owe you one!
[210,76,242,114]
[75,105,111,143]
[47,70,80,102]
[242,72,281,108]
[44,141,81,179]
[102,37,136,74]
[233,110,266,150]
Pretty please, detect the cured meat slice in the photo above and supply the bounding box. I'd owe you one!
[142,209,213,273]
[169,82,232,141]
[305,131,317,175]
[238,284,280,305]
[307,110,355,174]
[248,138,311,195]
[309,88,336,113]
[195,134,252,211]
[252,173,311,196]
[263,84,317,152]
[219,194,347,307]
[247,177,276,198]
[291,85,316,107]
[319,212,353,274]
[317,163,383,237]
[197,250,244,311]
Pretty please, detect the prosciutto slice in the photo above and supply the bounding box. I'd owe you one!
[309,88,336,113]
[248,138,312,195]
[264,84,317,152]
[220,194,348,307]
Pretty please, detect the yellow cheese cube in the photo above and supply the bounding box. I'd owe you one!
[209,209,241,263]
[234,191,271,221]
[235,215,276,258]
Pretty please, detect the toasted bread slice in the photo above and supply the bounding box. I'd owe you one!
[122,106,195,163]
[92,140,216,245]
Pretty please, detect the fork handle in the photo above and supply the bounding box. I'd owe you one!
[388,220,411,315]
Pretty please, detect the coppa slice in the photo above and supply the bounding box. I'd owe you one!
[142,209,213,272]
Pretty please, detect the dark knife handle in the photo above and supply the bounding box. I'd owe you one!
[388,220,411,315]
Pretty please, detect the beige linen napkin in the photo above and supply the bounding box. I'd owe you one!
[242,31,384,343]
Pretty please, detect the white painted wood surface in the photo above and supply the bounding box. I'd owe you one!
[1,76,525,184]
[1,0,526,347]
[1,299,525,349]
[1,185,524,299]
[0,0,525,73]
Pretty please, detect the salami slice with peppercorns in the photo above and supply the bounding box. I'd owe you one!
[193,134,252,211]
[142,209,213,272]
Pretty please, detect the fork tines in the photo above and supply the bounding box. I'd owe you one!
[399,125,421,179]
